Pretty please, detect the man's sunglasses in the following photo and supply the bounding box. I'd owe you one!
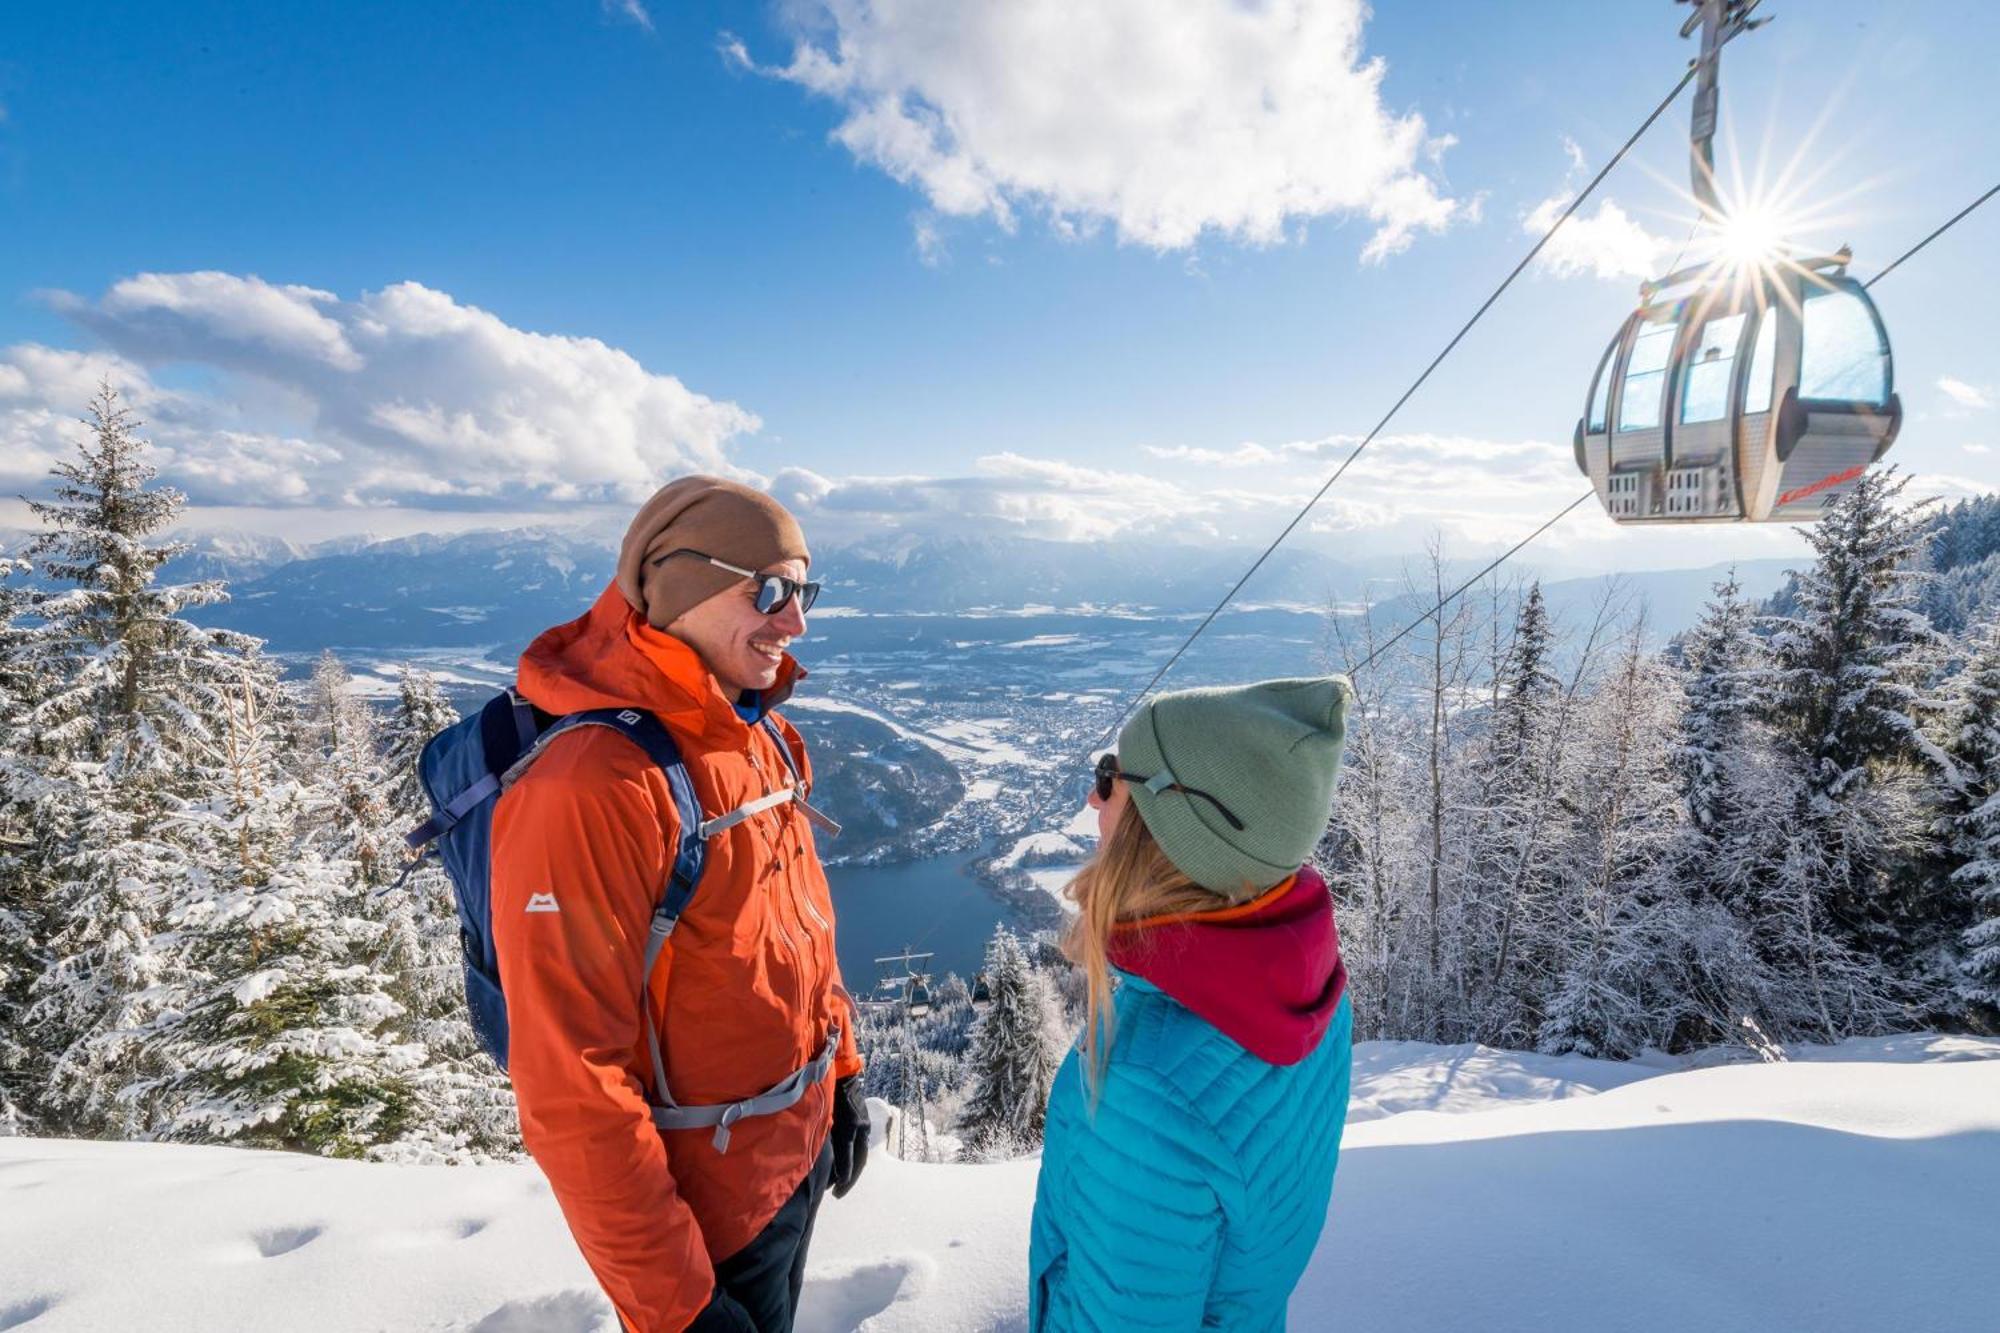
[1093,753,1245,831]
[654,549,821,615]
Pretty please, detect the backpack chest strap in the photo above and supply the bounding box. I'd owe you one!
[648,1024,843,1152]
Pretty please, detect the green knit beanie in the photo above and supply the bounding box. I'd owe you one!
[1117,675,1353,901]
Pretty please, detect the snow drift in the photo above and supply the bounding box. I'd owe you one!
[1,1035,1994,1332]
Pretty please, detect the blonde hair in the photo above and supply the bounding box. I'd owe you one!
[1063,811,1225,1102]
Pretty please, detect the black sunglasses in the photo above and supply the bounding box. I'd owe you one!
[654,549,821,616]
[1093,753,1245,831]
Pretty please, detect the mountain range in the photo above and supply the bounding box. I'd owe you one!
[0,523,1805,653]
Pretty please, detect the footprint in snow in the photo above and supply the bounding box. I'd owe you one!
[796,1256,930,1333]
[468,1290,618,1333]
[253,1224,323,1258]
[375,1217,492,1250]
[0,1296,57,1331]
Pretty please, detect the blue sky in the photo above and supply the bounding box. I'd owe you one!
[2,0,1995,574]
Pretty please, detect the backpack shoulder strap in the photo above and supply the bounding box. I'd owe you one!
[513,707,709,1112]
[551,708,706,928]
[757,711,843,839]
[759,712,804,786]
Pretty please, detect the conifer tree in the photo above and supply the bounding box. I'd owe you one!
[1675,572,1764,848]
[1659,572,1782,1044]
[22,384,244,772]
[1538,628,1681,1057]
[300,651,397,891]
[1764,468,1945,1015]
[381,668,457,815]
[370,669,520,1162]
[1475,583,1611,1046]
[1491,582,1560,780]
[143,666,422,1156]
[0,554,44,1132]
[19,386,257,1134]
[957,926,1063,1158]
[1944,622,2000,1022]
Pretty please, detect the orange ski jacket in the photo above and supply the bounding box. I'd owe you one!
[491,582,863,1332]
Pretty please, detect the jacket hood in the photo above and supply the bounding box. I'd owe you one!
[515,580,804,735]
[1107,864,1346,1066]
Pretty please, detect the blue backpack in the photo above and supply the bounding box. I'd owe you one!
[402,687,841,1150]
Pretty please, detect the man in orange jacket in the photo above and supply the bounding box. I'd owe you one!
[491,476,867,1332]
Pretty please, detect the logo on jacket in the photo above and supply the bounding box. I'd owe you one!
[525,892,561,914]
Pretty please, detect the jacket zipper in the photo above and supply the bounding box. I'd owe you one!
[749,743,817,1039]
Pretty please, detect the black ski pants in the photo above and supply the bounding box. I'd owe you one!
[694,1142,833,1333]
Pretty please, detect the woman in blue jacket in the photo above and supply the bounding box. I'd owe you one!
[1030,677,1354,1332]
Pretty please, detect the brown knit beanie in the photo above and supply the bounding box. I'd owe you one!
[615,476,811,629]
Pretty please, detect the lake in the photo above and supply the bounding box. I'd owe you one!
[826,849,1030,996]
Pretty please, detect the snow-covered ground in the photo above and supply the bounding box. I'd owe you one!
[4,1035,1996,1332]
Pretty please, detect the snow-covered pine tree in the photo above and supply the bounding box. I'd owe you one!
[1763,467,1947,1021]
[1675,572,1765,849]
[957,926,1063,1159]
[299,651,397,891]
[1473,584,1612,1047]
[144,663,422,1156]
[0,555,46,1133]
[1654,570,1787,1047]
[370,668,521,1162]
[1490,582,1560,778]
[1943,620,2000,1025]
[1537,624,1683,1058]
[19,385,261,1135]
[381,668,457,817]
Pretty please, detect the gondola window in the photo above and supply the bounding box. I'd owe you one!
[1800,287,1888,404]
[1680,311,1748,424]
[1618,314,1679,431]
[1588,340,1616,434]
[1744,309,1778,415]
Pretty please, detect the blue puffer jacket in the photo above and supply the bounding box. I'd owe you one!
[1029,869,1352,1332]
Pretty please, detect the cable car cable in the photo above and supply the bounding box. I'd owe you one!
[1348,491,1597,676]
[1081,63,1703,759]
[1863,182,1999,290]
[973,67,1705,874]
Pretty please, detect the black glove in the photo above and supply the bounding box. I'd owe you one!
[828,1074,869,1199]
[685,1287,756,1333]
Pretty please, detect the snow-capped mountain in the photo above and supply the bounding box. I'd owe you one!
[156,524,1806,652]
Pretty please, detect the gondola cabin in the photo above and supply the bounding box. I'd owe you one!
[1574,249,1900,523]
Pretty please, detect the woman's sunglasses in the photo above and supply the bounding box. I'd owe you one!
[654,549,821,615]
[1093,753,1245,831]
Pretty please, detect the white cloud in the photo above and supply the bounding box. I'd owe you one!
[765,429,1587,551]
[1965,443,1991,455]
[1914,473,1999,507]
[1525,195,1669,281]
[49,271,364,371]
[1938,376,1992,410]
[603,0,653,33]
[1522,138,1672,281]
[1143,442,1280,468]
[738,0,1462,258]
[769,453,1381,545]
[7,272,760,508]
